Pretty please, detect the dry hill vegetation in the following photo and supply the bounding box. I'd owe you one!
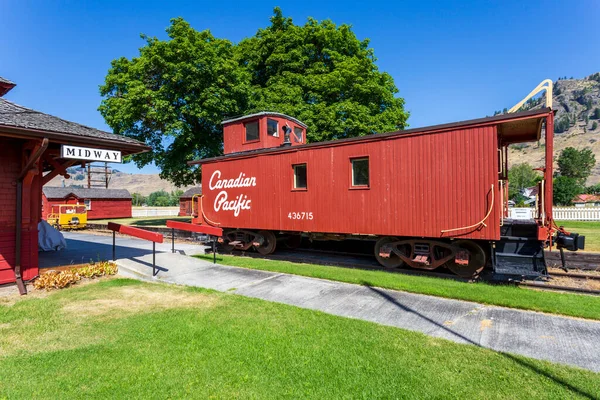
[48,171,194,196]
[505,73,600,183]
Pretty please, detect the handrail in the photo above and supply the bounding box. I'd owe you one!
[107,222,164,276]
[166,220,223,263]
[508,79,553,113]
[441,184,494,235]
[191,193,201,216]
[197,195,221,227]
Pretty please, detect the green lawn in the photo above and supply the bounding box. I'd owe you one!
[0,279,598,399]
[556,220,600,252]
[90,216,191,227]
[196,254,600,321]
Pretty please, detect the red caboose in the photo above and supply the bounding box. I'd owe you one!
[190,85,584,278]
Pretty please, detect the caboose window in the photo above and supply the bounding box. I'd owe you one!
[293,127,304,143]
[245,121,259,142]
[267,119,279,137]
[351,158,369,187]
[293,164,307,189]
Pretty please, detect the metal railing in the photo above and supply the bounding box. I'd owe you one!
[166,220,223,264]
[107,222,164,276]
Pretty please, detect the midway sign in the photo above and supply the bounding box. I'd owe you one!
[61,145,122,163]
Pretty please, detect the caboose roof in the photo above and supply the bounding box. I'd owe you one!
[191,107,552,165]
[222,111,308,128]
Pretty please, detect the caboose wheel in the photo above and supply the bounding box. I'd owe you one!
[220,231,236,252]
[374,237,406,269]
[255,230,277,255]
[445,240,486,278]
[283,234,302,249]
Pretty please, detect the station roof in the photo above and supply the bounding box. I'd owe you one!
[42,187,132,199]
[180,186,202,198]
[0,97,149,155]
[0,76,16,97]
[191,107,552,165]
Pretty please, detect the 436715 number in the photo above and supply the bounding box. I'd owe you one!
[288,212,313,220]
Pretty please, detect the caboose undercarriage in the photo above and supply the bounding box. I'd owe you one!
[218,217,550,279]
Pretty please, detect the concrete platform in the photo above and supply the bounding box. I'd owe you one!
[39,231,206,269]
[116,251,600,373]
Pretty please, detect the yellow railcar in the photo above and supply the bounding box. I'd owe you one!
[46,204,88,230]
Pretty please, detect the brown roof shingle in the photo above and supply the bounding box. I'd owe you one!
[0,97,146,147]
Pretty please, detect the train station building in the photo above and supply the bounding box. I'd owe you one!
[0,76,148,293]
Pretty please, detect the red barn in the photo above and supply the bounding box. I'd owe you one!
[0,75,148,292]
[179,187,202,216]
[42,187,132,220]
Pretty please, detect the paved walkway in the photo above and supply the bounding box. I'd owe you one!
[115,250,600,373]
[39,232,206,269]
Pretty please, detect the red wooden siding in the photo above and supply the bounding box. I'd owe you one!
[179,199,193,216]
[0,138,39,285]
[224,115,306,155]
[200,126,501,241]
[42,196,132,220]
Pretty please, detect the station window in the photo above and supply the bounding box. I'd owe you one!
[267,119,279,137]
[351,157,369,187]
[83,199,92,210]
[293,164,307,189]
[245,121,259,142]
[293,127,304,143]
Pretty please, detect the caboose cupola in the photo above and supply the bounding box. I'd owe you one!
[221,112,307,155]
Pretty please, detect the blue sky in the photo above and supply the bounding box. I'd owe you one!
[1,1,599,174]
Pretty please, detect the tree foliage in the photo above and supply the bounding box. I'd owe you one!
[99,19,251,186]
[145,190,183,206]
[131,192,146,206]
[557,147,596,186]
[507,163,539,200]
[99,9,408,185]
[553,176,582,206]
[237,8,409,143]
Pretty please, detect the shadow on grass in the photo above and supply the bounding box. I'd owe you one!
[131,217,191,227]
[364,285,597,400]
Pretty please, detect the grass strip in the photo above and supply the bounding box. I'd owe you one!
[195,254,600,320]
[0,278,598,399]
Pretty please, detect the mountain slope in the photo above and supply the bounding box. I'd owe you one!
[48,172,195,196]
[506,73,600,184]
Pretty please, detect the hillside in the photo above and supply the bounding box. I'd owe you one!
[48,171,195,196]
[505,73,600,184]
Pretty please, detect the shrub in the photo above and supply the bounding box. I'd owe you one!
[33,261,118,291]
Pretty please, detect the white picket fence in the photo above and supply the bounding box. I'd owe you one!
[132,208,180,217]
[509,207,600,221]
[552,207,600,221]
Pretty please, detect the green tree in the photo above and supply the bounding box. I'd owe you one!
[170,189,184,206]
[131,192,146,206]
[557,147,596,185]
[592,108,600,119]
[507,163,539,200]
[100,9,408,185]
[237,8,409,143]
[99,18,251,186]
[147,190,171,207]
[585,184,600,195]
[553,176,582,206]
[592,121,598,131]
